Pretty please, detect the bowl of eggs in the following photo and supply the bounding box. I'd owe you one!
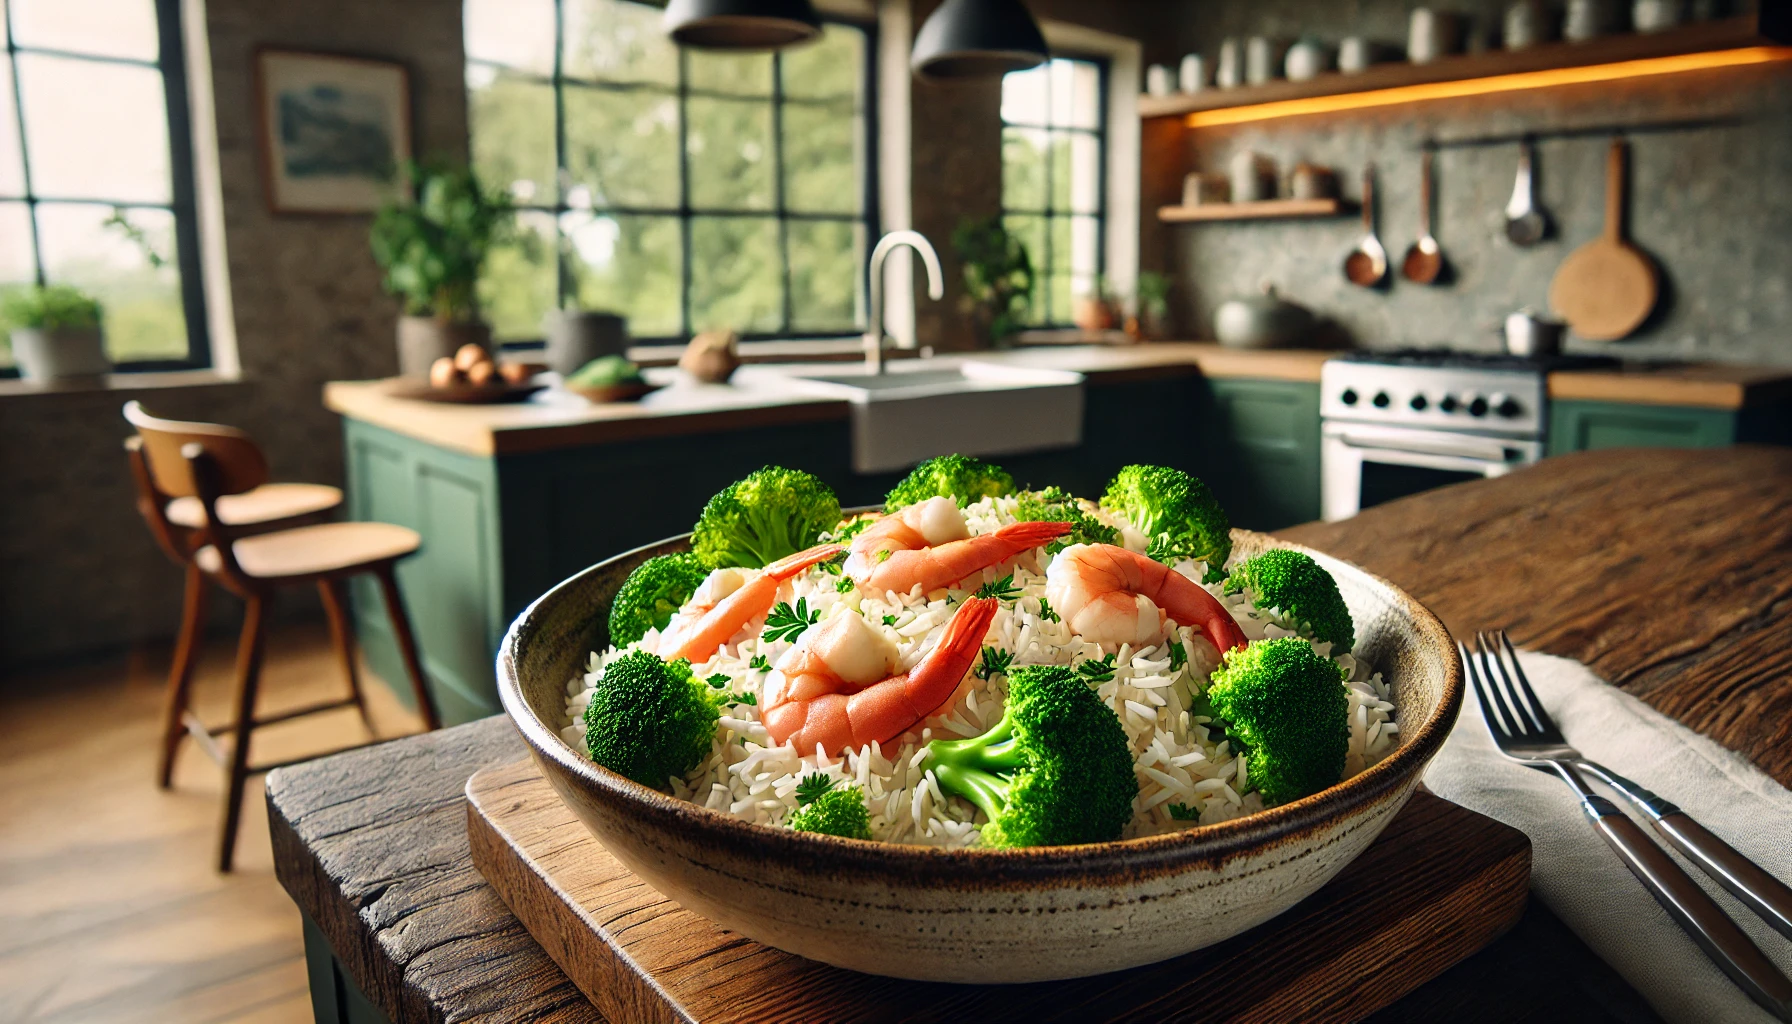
[391,344,547,403]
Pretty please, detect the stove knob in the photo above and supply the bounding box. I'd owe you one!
[1466,394,1489,418]
[1439,394,1459,413]
[1372,391,1392,409]
[1409,393,1429,412]
[1340,388,1359,406]
[1492,393,1523,418]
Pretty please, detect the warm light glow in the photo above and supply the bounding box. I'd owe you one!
[1184,47,1792,128]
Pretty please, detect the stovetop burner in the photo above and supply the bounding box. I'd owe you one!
[1336,348,1620,373]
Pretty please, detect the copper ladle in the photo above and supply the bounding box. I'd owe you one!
[1402,149,1444,285]
[1343,165,1388,288]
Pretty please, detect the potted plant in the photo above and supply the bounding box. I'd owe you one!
[542,237,630,377]
[951,217,1035,349]
[1,284,110,381]
[370,161,513,377]
[1073,275,1120,333]
[1128,271,1173,341]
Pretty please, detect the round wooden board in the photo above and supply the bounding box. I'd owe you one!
[1548,240,1658,342]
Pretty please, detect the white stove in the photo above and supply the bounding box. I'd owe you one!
[1319,350,1617,521]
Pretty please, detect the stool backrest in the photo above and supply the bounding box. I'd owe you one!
[122,401,269,499]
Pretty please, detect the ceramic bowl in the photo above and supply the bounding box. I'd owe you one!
[497,529,1461,984]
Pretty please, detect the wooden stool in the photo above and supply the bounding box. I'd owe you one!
[123,401,442,871]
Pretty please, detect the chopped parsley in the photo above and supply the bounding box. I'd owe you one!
[1076,652,1118,684]
[1036,596,1061,623]
[973,573,1022,603]
[1169,803,1201,821]
[728,692,758,707]
[875,549,892,563]
[749,654,771,672]
[761,598,820,644]
[835,576,855,594]
[794,772,835,806]
[1168,640,1188,671]
[834,516,874,541]
[974,645,1014,681]
[706,673,730,689]
[881,614,898,627]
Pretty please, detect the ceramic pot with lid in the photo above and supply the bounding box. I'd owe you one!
[1215,283,1315,349]
[1503,310,1567,358]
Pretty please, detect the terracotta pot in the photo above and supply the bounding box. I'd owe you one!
[11,326,110,380]
[1072,296,1117,332]
[498,527,1461,984]
[397,316,492,378]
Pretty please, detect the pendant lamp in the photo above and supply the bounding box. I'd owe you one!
[910,0,1048,80]
[664,0,822,51]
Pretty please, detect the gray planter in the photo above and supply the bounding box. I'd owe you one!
[397,317,493,378]
[544,311,627,376]
[11,326,110,381]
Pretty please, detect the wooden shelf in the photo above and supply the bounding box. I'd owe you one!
[1158,198,1350,223]
[1139,16,1779,122]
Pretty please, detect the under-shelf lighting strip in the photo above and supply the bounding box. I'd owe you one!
[1183,46,1792,129]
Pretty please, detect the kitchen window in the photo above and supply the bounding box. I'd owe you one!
[1000,56,1107,328]
[0,0,210,374]
[465,0,876,344]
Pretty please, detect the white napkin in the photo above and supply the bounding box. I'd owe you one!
[1423,649,1792,1024]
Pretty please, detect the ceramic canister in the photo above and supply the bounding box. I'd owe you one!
[1245,36,1288,85]
[1504,0,1551,48]
[1408,8,1461,64]
[1230,150,1275,203]
[1179,53,1207,93]
[1216,38,1243,88]
[1338,36,1373,73]
[1633,0,1685,32]
[1146,64,1174,97]
[1285,39,1331,81]
[1565,0,1616,40]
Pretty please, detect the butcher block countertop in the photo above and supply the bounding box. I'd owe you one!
[1549,361,1792,410]
[269,446,1792,1024]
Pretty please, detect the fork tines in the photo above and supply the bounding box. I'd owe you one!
[1463,630,1564,745]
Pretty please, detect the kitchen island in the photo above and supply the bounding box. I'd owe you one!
[271,445,1792,1024]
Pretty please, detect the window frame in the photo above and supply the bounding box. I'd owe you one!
[999,54,1109,330]
[0,0,212,376]
[466,0,880,344]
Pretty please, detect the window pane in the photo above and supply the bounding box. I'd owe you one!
[479,209,556,342]
[1069,214,1102,279]
[1002,214,1046,325]
[1002,128,1047,212]
[1050,60,1101,130]
[788,219,860,332]
[687,52,773,96]
[690,217,781,333]
[464,0,555,74]
[781,25,862,102]
[0,55,23,196]
[36,203,185,362]
[11,0,159,62]
[564,84,680,209]
[1061,133,1102,214]
[565,211,682,337]
[1001,65,1049,126]
[1049,271,1073,325]
[686,97,773,211]
[19,55,170,202]
[0,201,33,367]
[468,67,557,206]
[563,0,678,86]
[782,101,857,215]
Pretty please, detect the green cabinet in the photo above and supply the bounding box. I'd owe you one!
[1197,378,1323,531]
[1547,400,1739,455]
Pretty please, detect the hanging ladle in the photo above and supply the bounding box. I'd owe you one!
[1401,148,1444,285]
[1343,165,1388,288]
[1504,137,1549,246]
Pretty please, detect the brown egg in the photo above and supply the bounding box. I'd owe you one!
[465,360,496,387]
[498,362,531,385]
[453,343,488,371]
[429,357,460,388]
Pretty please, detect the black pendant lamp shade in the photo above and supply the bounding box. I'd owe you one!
[911,0,1048,80]
[664,0,822,51]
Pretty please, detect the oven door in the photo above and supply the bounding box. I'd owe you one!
[1322,422,1543,521]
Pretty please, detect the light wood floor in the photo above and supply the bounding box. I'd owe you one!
[0,622,426,1024]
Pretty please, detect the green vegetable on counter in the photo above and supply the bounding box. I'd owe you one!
[691,466,842,570]
[787,786,873,840]
[1206,638,1349,806]
[1224,549,1355,653]
[607,553,709,647]
[926,664,1138,849]
[884,453,1016,511]
[582,650,720,790]
[566,354,645,387]
[1101,464,1232,583]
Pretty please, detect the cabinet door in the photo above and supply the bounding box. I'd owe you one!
[1202,379,1322,531]
[1547,401,1737,456]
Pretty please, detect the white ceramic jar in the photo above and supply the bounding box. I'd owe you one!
[1216,38,1243,88]
[1565,0,1616,41]
[1504,0,1551,49]
[1246,36,1288,85]
[1408,8,1461,64]
[1179,53,1207,93]
[1633,0,1685,32]
[1285,39,1331,81]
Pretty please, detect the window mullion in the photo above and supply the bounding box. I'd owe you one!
[5,3,43,288]
[552,0,569,312]
[676,48,692,337]
[772,53,791,336]
[155,0,207,367]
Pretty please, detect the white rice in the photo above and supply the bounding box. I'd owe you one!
[560,494,1399,848]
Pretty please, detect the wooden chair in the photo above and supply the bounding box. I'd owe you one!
[123,401,442,871]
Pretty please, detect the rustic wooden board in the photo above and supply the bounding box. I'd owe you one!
[466,759,1531,1024]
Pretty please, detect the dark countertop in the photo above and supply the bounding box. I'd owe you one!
[270,445,1792,1023]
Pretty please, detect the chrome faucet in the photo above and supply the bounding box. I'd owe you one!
[864,230,945,375]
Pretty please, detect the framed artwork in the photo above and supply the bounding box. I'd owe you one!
[256,49,412,214]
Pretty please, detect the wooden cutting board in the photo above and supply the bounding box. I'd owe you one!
[1548,138,1658,341]
[466,759,1532,1024]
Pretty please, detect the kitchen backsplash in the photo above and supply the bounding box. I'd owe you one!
[1159,0,1791,365]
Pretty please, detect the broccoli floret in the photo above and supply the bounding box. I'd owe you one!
[787,786,873,840]
[691,466,842,569]
[1206,638,1349,806]
[582,650,720,790]
[1101,464,1232,582]
[926,664,1137,848]
[1013,486,1120,554]
[884,454,1015,510]
[1223,549,1355,653]
[607,553,710,647]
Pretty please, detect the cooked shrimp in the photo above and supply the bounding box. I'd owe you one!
[656,543,842,664]
[762,597,997,756]
[844,495,1071,597]
[1045,543,1249,657]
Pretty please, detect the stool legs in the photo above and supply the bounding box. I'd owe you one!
[374,564,442,731]
[218,595,268,873]
[158,563,210,788]
[318,578,374,734]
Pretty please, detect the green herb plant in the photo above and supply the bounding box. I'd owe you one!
[951,217,1035,347]
[0,285,103,332]
[369,161,514,323]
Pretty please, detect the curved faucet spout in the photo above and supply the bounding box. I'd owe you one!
[865,230,944,374]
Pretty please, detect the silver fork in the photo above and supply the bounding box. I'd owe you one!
[1464,630,1792,1022]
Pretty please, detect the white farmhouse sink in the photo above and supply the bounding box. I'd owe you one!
[767,360,1085,473]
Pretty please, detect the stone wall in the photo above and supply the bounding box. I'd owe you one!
[1153,2,1792,365]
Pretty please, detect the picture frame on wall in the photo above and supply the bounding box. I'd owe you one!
[256,49,413,215]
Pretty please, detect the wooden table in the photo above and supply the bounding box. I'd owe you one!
[270,446,1792,1024]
